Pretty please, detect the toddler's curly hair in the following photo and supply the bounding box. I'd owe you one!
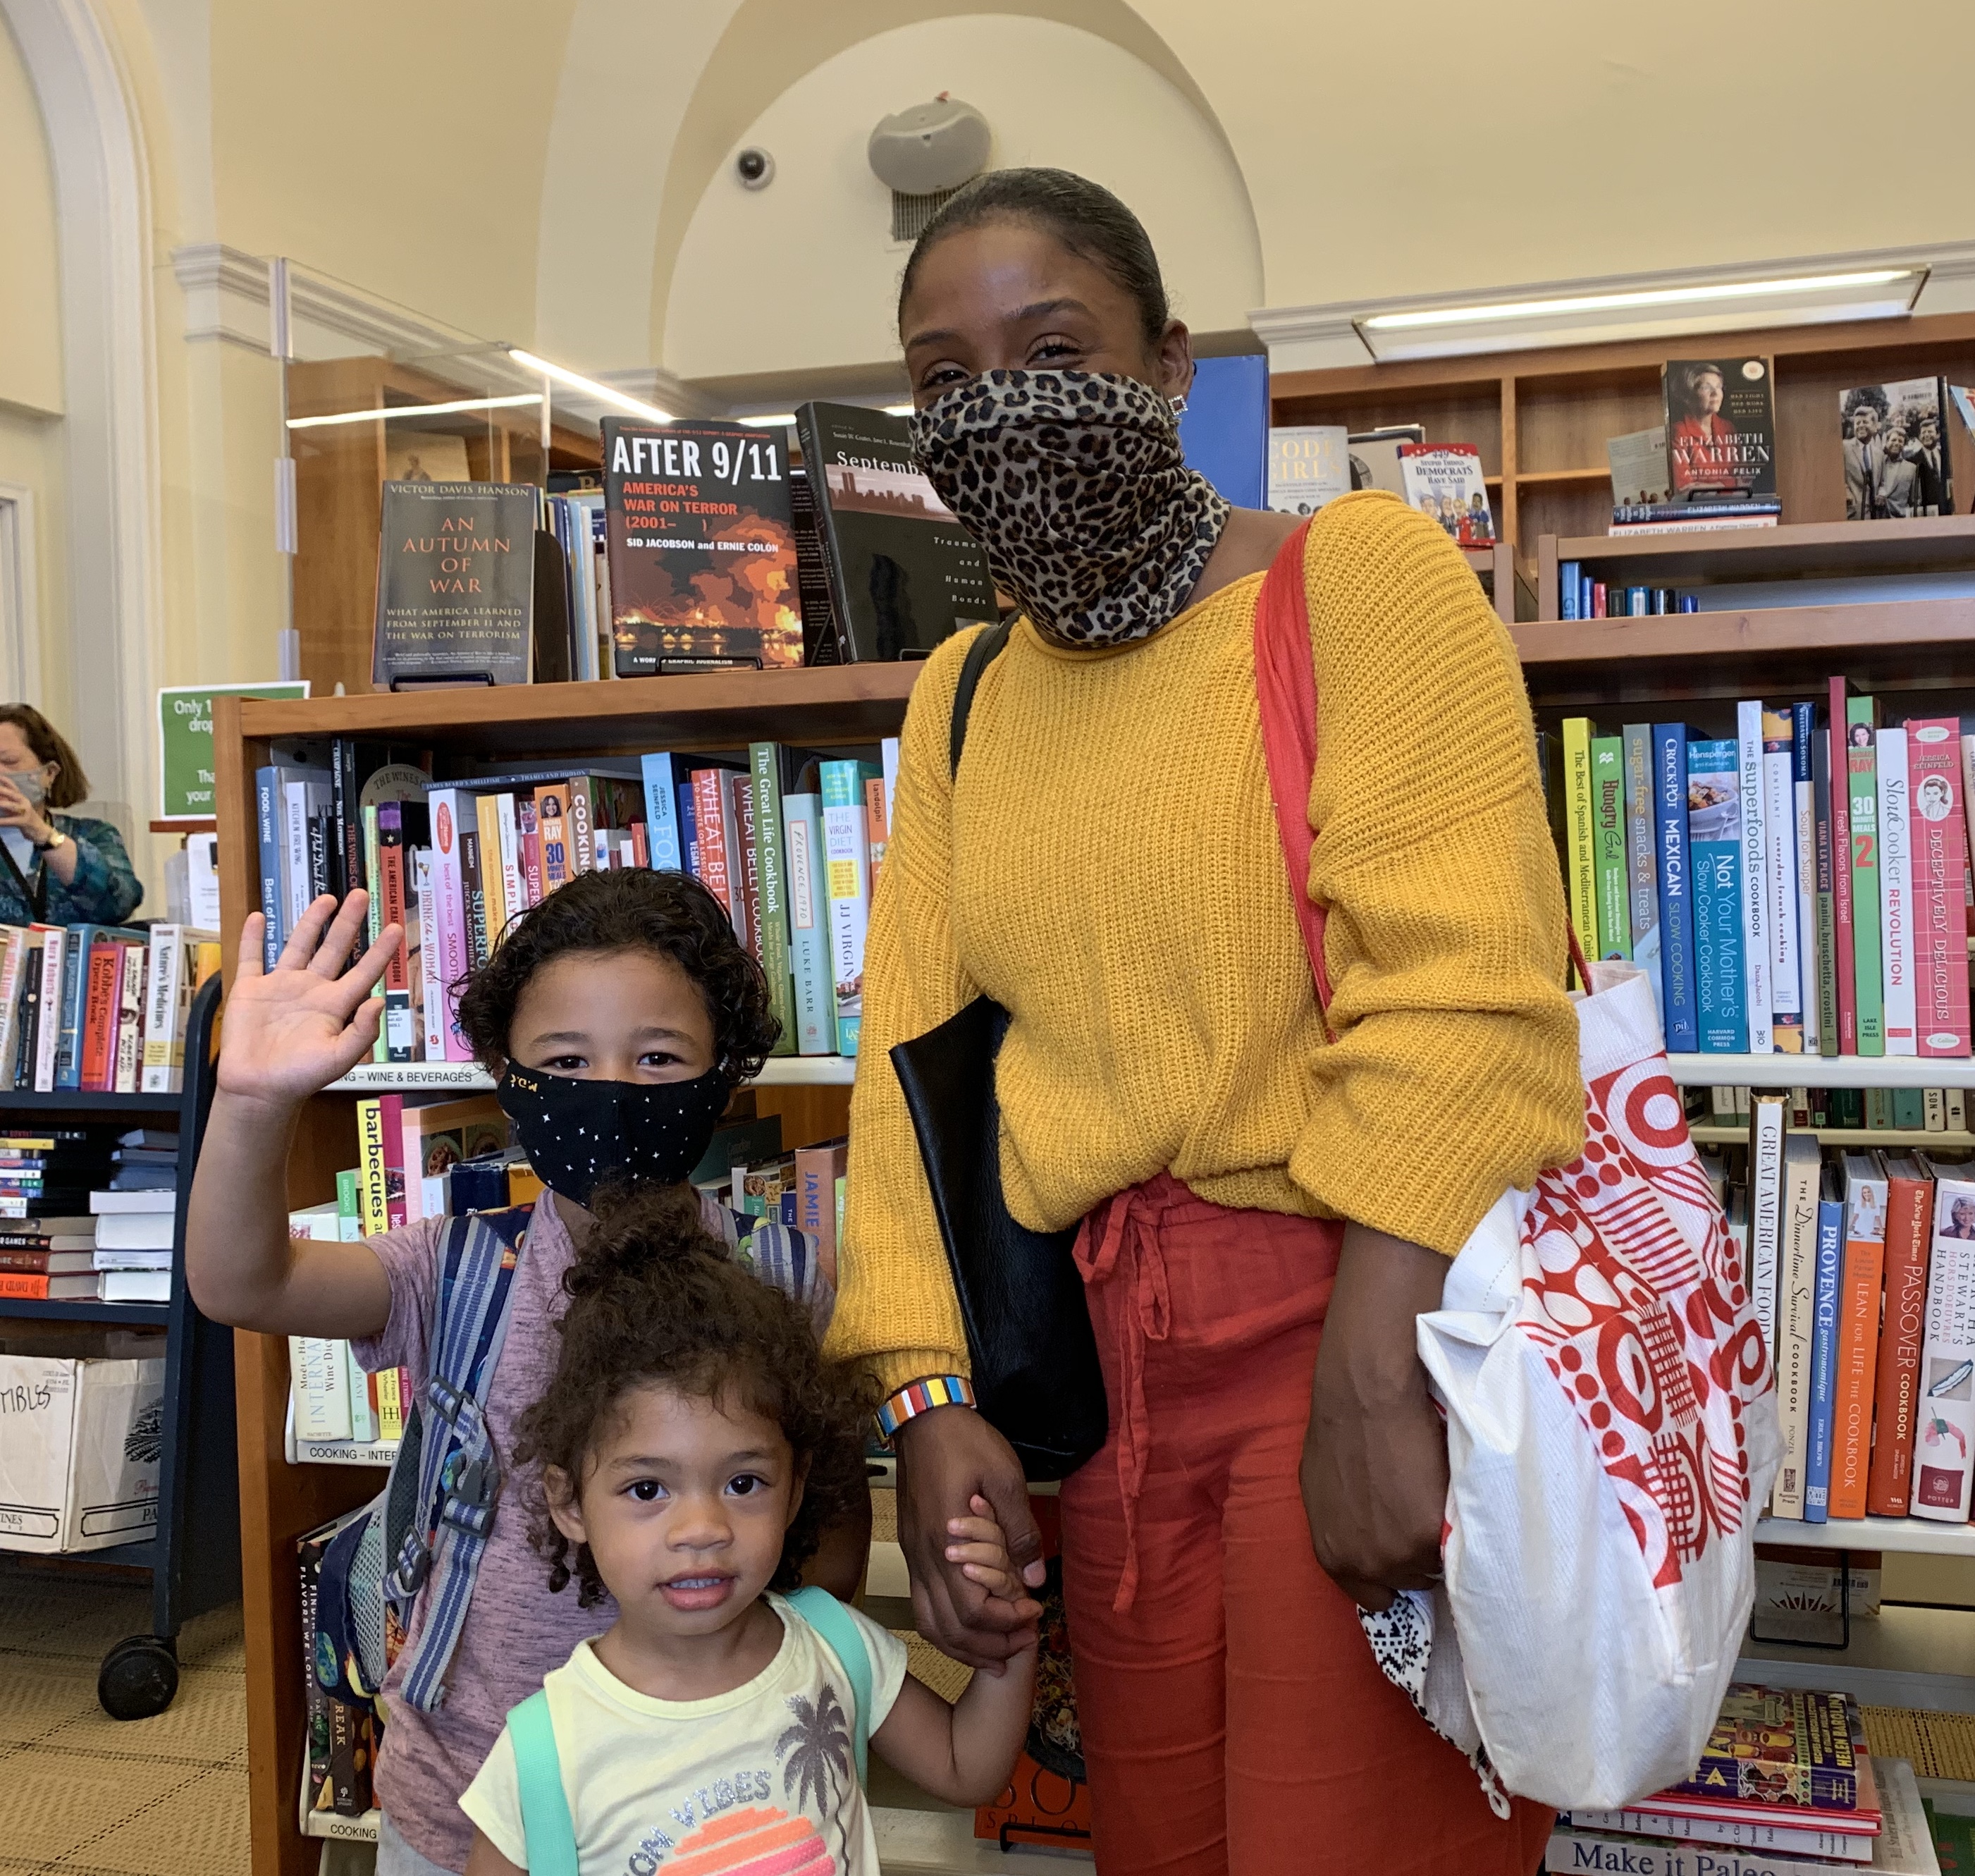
[512,1184,873,1605]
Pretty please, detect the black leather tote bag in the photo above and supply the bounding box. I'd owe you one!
[887,623,1108,1480]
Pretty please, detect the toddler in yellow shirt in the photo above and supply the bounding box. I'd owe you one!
[459,1187,1037,1875]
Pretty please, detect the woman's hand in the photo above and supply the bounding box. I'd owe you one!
[894,1406,1045,1669]
[218,892,402,1108]
[0,775,57,851]
[1300,1221,1451,1611]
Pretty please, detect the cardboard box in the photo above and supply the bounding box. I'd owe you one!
[0,1350,166,1552]
[1752,1543,1882,1645]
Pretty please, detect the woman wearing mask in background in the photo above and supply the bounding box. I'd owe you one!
[828,169,1582,1875]
[0,705,142,924]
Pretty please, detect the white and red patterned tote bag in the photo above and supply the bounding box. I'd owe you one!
[1255,518,1780,1810]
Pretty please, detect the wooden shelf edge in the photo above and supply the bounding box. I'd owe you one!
[1690,1127,1975,1149]
[1513,597,1975,664]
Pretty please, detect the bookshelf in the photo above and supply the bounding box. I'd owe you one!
[1668,1055,1975,1091]
[326,1053,858,1095]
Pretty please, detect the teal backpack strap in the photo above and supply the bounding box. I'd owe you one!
[507,1688,579,1876]
[786,1586,873,1787]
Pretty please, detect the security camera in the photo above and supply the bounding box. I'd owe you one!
[735,148,774,190]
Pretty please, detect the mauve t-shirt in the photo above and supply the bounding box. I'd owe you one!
[353,1191,775,1874]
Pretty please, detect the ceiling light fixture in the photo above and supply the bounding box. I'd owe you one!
[507,348,673,422]
[1350,266,1926,361]
[736,412,798,428]
[285,393,541,431]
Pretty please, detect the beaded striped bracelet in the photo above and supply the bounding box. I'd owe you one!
[875,1375,976,1440]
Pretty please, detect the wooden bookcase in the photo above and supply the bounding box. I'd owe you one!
[210,666,912,1876]
[1271,308,1975,609]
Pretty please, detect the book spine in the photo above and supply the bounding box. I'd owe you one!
[1690,749,1747,1054]
[1813,714,1839,1056]
[113,941,144,1093]
[496,795,523,935]
[1831,684,1857,1052]
[80,944,118,1093]
[783,792,835,1055]
[379,1092,406,1231]
[1736,701,1773,1053]
[1763,713,1801,1050]
[1911,721,1971,1056]
[1770,1145,1820,1518]
[729,771,763,961]
[1748,1094,1786,1361]
[30,930,61,1094]
[375,1366,405,1442]
[676,782,697,876]
[691,769,738,924]
[534,784,570,893]
[474,794,507,948]
[865,775,891,902]
[332,736,359,905]
[748,743,796,1055]
[54,924,96,1091]
[414,850,441,1063]
[639,753,683,873]
[1878,725,1916,1055]
[137,928,179,1093]
[1916,1178,1975,1520]
[14,940,41,1091]
[882,736,899,834]
[515,800,541,909]
[1847,701,1884,1055]
[426,790,472,1060]
[362,802,384,1062]
[1562,718,1598,979]
[1868,1170,1934,1515]
[820,762,873,1056]
[345,1344,379,1444]
[1548,1827,1869,1875]
[1803,1195,1843,1521]
[1623,725,1659,1017]
[377,805,412,1063]
[282,780,310,931]
[567,775,597,878]
[1791,702,1821,1054]
[460,819,488,971]
[254,766,284,971]
[356,1098,388,1238]
[1654,728,1697,1053]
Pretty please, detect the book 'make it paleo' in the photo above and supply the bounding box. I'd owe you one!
[373,482,538,689]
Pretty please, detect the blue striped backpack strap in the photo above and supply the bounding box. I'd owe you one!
[507,1688,579,1876]
[785,1586,873,1787]
[386,1202,534,1711]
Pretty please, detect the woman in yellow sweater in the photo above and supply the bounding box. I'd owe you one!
[830,168,1582,1875]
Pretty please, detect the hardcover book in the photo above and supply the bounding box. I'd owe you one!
[1914,1159,1975,1521]
[1265,425,1350,516]
[1655,726,1699,1053]
[601,419,801,675]
[1867,1156,1933,1516]
[1830,1153,1888,1518]
[1847,699,1885,1056]
[372,482,537,688]
[1688,738,1748,1053]
[1659,1686,1865,1813]
[1840,377,1953,520]
[794,403,997,661]
[1592,735,1630,958]
[1397,443,1495,544]
[1907,719,1970,1056]
[1663,358,1778,501]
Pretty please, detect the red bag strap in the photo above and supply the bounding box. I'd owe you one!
[1255,521,1591,1007]
[1254,521,1335,1021]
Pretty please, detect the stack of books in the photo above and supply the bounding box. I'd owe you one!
[1551,1686,1936,1876]
[0,1123,116,1301]
[87,1146,181,1304]
[1549,691,1972,1061]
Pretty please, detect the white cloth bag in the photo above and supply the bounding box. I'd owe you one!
[1394,960,1780,1812]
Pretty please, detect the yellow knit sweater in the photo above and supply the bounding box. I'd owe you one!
[829,491,1585,1395]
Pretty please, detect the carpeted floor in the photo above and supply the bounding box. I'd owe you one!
[0,1556,250,1876]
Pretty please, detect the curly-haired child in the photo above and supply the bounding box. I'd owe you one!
[456,1189,1035,1874]
[187,869,869,1876]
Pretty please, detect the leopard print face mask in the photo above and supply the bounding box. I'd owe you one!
[910,369,1231,649]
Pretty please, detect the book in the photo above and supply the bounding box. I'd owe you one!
[1563,718,1600,979]
[1763,709,1802,1053]
[1397,443,1494,544]
[1558,1813,1871,1863]
[1689,738,1748,1053]
[1608,425,1671,507]
[1771,1133,1822,1519]
[254,764,285,969]
[92,1210,174,1252]
[288,1335,352,1442]
[601,419,800,675]
[424,788,474,1060]
[56,925,137,1090]
[1848,699,1886,1056]
[1749,1093,1788,1363]
[1907,720,1970,1057]
[30,927,63,1092]
[820,760,879,1055]
[1659,1686,1867,1815]
[414,848,444,1064]
[1738,702,1775,1055]
[373,482,537,687]
[139,926,217,1093]
[376,802,414,1061]
[781,767,835,1055]
[792,1139,849,1289]
[1914,1158,1975,1520]
[533,782,572,895]
[1663,357,1778,501]
[1878,725,1916,1056]
[793,403,998,661]
[474,794,507,955]
[1624,725,1661,1023]
[1592,735,1630,958]
[1265,426,1350,516]
[691,766,744,932]
[865,773,890,899]
[356,1097,390,1237]
[1804,1183,1845,1521]
[748,742,798,1057]
[1841,378,1953,520]
[1345,425,1425,496]
[727,772,761,960]
[787,464,838,663]
[113,940,145,1093]
[1867,1154,1935,1516]
[1791,704,1822,1056]
[399,1096,506,1222]
[1831,682,1859,1053]
[1825,1153,1888,1516]
[637,753,686,873]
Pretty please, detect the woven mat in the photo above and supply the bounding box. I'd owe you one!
[1863,1705,1975,1782]
[894,1628,976,1705]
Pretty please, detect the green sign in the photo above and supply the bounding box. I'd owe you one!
[157,682,308,821]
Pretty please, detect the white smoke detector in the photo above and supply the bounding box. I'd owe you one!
[867,94,991,197]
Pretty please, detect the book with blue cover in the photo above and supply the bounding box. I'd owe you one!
[639,753,684,873]
[1654,726,1701,1053]
[1804,1190,1845,1522]
[1689,738,1748,1053]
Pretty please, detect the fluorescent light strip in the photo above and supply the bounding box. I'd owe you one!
[1362,269,1917,333]
[737,412,797,428]
[507,348,673,422]
[285,393,541,431]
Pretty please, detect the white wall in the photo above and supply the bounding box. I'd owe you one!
[663,14,1262,382]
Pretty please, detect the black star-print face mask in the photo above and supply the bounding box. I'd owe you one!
[495,1064,731,1206]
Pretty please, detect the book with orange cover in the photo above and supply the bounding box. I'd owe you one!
[1828,1153,1888,1519]
[1866,1155,1935,1515]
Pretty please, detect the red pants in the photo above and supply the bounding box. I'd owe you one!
[1059,1174,1551,1875]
